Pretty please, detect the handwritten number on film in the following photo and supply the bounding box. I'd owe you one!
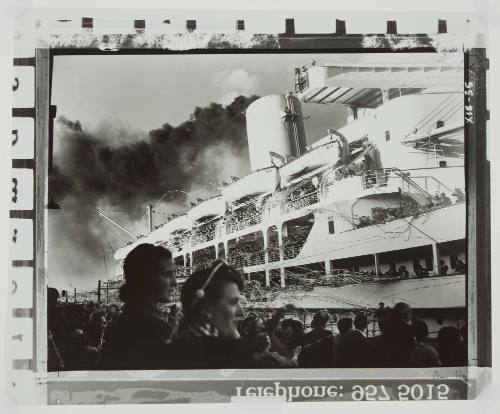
[11,281,17,294]
[464,81,474,124]
[13,77,19,91]
[12,229,18,243]
[12,130,18,146]
[12,178,18,203]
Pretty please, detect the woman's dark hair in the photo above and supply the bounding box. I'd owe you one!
[412,320,429,342]
[47,287,60,306]
[119,243,172,303]
[311,310,330,330]
[392,302,411,323]
[180,260,244,313]
[437,326,460,351]
[337,317,353,335]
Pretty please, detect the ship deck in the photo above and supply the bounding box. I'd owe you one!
[247,273,465,309]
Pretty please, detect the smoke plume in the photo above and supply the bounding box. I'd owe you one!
[49,95,259,290]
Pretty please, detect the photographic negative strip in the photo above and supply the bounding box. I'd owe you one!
[4,7,492,405]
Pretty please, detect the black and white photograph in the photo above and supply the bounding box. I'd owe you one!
[4,0,498,407]
[46,52,468,372]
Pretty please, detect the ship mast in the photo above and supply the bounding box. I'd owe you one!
[147,204,153,233]
[96,209,137,239]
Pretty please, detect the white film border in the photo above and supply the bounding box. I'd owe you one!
[9,52,38,405]
[6,10,488,405]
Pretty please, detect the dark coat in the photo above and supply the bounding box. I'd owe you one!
[384,321,416,367]
[337,330,372,368]
[99,301,172,370]
[299,328,333,368]
[163,336,253,369]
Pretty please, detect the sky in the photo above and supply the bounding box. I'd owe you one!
[48,53,349,291]
[51,54,348,142]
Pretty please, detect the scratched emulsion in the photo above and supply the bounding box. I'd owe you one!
[361,33,482,54]
[40,32,279,50]
[361,34,429,50]
[49,384,227,404]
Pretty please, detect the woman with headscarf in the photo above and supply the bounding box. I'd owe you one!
[165,260,252,369]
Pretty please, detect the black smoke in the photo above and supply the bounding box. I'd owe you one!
[48,95,258,289]
[51,95,258,210]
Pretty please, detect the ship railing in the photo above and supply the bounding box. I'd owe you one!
[320,167,387,199]
[404,175,454,198]
[228,247,266,267]
[224,203,263,234]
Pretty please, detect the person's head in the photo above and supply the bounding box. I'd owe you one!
[252,332,271,353]
[354,313,368,331]
[239,315,256,336]
[70,329,87,348]
[437,326,460,351]
[47,287,60,307]
[240,315,265,337]
[411,344,441,367]
[337,317,353,335]
[119,244,175,304]
[181,260,244,339]
[290,319,304,337]
[311,310,330,330]
[393,302,412,324]
[411,320,429,343]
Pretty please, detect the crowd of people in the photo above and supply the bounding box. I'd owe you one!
[191,248,216,271]
[267,240,280,262]
[225,203,262,234]
[191,221,217,246]
[227,241,266,268]
[354,190,464,230]
[162,231,191,253]
[281,184,319,215]
[48,244,467,371]
[335,160,368,181]
[282,232,309,259]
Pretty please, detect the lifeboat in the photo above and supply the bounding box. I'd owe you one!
[222,167,280,204]
[187,196,224,222]
[279,140,339,186]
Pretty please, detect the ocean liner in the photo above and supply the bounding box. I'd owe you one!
[113,58,466,331]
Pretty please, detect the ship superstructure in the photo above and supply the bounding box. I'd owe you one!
[114,57,466,317]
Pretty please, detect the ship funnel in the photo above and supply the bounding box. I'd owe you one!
[246,94,307,171]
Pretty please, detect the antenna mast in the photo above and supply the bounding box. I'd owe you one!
[96,209,136,239]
